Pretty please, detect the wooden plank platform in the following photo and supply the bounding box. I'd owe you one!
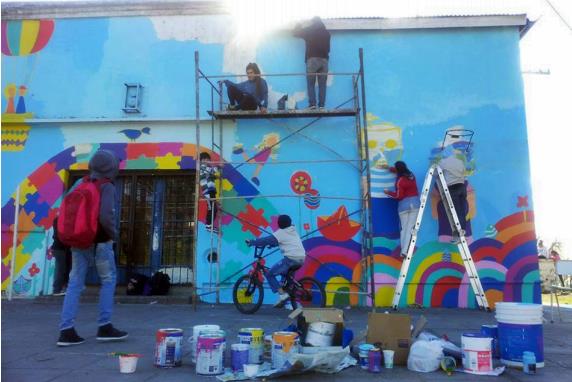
[208,108,357,119]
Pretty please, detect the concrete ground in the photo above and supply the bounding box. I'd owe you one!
[2,300,571,382]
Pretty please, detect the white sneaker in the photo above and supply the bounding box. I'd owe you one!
[284,302,294,311]
[273,293,290,307]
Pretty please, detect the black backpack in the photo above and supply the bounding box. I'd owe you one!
[149,271,171,295]
[126,273,150,296]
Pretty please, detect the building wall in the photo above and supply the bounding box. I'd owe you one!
[1,15,539,307]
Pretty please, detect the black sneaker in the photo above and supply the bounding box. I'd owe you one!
[96,323,128,342]
[57,327,85,347]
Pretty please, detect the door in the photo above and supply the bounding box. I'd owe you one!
[69,171,197,285]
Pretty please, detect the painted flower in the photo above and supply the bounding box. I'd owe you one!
[28,263,40,277]
[517,196,528,208]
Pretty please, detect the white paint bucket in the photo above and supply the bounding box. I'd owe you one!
[495,302,544,368]
[196,330,226,375]
[462,333,493,374]
[190,324,220,363]
[119,355,139,374]
[305,322,336,347]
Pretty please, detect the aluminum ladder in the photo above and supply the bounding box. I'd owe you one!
[391,164,490,310]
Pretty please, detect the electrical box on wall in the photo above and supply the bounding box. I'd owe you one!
[123,83,143,113]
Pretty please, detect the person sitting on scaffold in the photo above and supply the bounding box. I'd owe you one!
[221,63,268,112]
[246,215,306,307]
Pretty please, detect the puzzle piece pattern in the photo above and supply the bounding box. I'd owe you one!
[237,204,269,237]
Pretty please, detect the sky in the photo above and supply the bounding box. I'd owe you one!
[520,0,572,255]
[2,0,571,255]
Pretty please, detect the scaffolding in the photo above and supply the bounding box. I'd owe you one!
[193,49,376,309]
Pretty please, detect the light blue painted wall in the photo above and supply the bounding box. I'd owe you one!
[1,16,538,306]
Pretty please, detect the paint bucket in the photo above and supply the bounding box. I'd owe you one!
[196,330,226,375]
[461,333,493,374]
[495,302,544,368]
[231,343,250,372]
[305,322,336,347]
[119,355,139,374]
[272,331,300,369]
[263,335,273,360]
[154,328,183,368]
[358,344,375,370]
[480,324,500,358]
[190,324,220,363]
[238,328,264,364]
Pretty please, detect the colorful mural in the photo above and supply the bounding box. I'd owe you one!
[0,142,261,295]
[1,19,55,56]
[1,15,539,307]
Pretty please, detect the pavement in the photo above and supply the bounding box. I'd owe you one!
[2,300,571,382]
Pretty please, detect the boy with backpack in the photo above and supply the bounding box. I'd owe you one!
[57,149,127,346]
[246,215,306,307]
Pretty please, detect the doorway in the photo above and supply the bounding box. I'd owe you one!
[69,171,197,285]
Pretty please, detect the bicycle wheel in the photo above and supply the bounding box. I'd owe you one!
[291,277,326,308]
[232,275,264,314]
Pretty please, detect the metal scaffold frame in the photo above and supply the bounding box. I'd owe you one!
[193,49,377,310]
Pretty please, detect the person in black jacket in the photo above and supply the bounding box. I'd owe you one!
[51,217,71,296]
[293,16,331,109]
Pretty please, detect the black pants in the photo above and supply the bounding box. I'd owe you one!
[52,248,72,293]
[448,183,467,232]
[227,85,258,110]
[205,190,217,226]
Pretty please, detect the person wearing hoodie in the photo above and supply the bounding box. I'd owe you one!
[246,215,306,307]
[222,63,268,112]
[293,16,331,109]
[57,149,127,346]
[383,161,420,257]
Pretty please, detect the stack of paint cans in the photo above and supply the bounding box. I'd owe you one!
[190,324,220,364]
[154,328,183,368]
[272,331,300,369]
[238,328,264,364]
[196,330,226,375]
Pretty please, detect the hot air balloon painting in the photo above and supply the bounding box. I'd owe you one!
[2,19,55,56]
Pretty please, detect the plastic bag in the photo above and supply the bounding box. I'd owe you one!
[417,330,462,359]
[407,340,444,373]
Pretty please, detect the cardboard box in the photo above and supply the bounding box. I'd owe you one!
[292,308,345,346]
[366,313,411,365]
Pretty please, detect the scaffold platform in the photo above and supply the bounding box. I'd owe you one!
[208,108,357,119]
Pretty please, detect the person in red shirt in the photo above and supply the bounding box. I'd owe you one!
[383,161,420,257]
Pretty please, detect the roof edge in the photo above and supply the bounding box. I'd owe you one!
[325,15,527,30]
[2,1,527,31]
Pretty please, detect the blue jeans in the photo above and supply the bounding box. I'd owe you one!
[60,241,117,330]
[267,257,299,293]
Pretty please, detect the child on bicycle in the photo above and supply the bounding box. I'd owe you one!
[246,215,306,307]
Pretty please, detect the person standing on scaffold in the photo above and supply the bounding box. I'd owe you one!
[199,152,219,233]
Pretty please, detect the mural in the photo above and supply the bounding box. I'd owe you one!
[1,19,55,56]
[1,15,539,307]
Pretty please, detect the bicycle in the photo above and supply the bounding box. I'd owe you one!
[232,245,326,314]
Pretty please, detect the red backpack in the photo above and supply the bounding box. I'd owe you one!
[57,177,109,249]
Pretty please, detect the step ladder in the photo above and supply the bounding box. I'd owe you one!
[391,164,490,310]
